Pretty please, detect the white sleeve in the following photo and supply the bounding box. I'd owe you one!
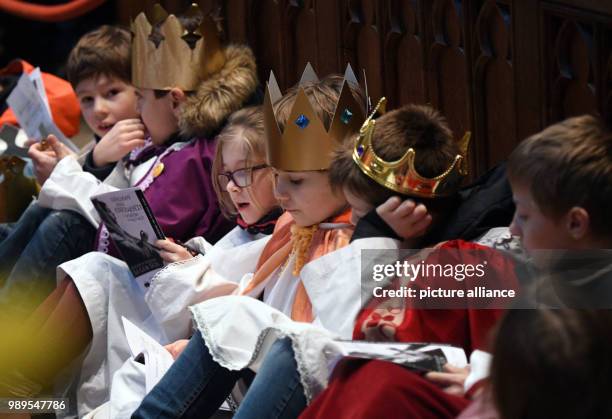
[301,237,400,338]
[37,156,118,227]
[464,350,492,393]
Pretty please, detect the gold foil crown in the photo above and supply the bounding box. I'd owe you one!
[263,63,366,171]
[353,98,471,198]
[131,3,225,91]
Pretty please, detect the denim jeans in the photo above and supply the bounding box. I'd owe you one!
[0,222,14,243]
[234,337,307,419]
[132,332,306,419]
[0,202,95,317]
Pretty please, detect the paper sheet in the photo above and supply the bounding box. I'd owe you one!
[7,71,78,151]
[121,317,174,393]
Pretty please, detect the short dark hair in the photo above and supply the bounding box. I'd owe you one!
[507,115,612,238]
[66,25,132,87]
[329,104,460,211]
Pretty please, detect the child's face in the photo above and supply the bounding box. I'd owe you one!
[509,181,575,253]
[274,169,347,227]
[75,75,138,138]
[136,88,180,145]
[221,140,277,225]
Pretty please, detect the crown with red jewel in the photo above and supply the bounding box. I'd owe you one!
[263,63,366,171]
[352,98,471,198]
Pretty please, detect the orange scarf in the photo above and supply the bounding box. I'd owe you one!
[241,209,353,322]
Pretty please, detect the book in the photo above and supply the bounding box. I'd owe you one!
[121,317,232,411]
[91,187,165,282]
[6,70,78,152]
[122,317,174,393]
[325,340,467,375]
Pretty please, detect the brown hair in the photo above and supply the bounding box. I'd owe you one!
[273,74,366,135]
[490,308,612,419]
[66,25,131,87]
[507,115,612,238]
[329,104,460,211]
[212,106,271,217]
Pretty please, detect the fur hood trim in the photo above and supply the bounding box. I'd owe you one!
[179,44,258,138]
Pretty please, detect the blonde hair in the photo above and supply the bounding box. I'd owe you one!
[212,106,272,218]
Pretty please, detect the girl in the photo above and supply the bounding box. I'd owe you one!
[1,107,280,418]
[131,69,366,419]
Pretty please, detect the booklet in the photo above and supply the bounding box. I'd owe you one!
[326,340,467,375]
[6,70,78,152]
[91,187,165,283]
[121,317,231,411]
[122,317,174,393]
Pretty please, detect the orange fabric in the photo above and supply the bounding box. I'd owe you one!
[0,0,104,23]
[0,60,80,138]
[241,209,353,322]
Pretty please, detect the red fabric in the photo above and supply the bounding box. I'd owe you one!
[300,360,469,419]
[353,240,519,353]
[0,59,80,137]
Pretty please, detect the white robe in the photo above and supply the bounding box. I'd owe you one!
[37,141,184,228]
[55,226,270,418]
[92,221,362,418]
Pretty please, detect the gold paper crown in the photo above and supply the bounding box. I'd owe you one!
[131,3,225,91]
[352,98,471,198]
[263,63,366,171]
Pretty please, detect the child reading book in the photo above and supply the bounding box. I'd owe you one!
[130,66,367,419]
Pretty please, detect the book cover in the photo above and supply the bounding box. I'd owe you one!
[326,341,467,374]
[91,187,165,278]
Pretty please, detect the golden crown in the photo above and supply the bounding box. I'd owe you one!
[131,3,225,91]
[263,63,366,171]
[352,98,471,198]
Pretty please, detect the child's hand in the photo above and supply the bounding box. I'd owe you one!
[164,339,189,360]
[376,196,432,239]
[425,364,470,396]
[27,134,75,185]
[156,239,194,263]
[92,119,145,167]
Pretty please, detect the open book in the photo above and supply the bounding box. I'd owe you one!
[326,340,467,375]
[7,69,78,151]
[91,187,164,285]
[121,317,231,411]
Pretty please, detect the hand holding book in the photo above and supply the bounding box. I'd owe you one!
[155,238,196,263]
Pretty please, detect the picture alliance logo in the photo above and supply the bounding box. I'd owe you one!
[372,260,488,282]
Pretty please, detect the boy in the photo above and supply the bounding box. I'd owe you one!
[301,114,612,418]
[0,25,140,312]
[1,5,260,412]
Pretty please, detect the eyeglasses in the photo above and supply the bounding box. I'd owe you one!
[218,164,269,189]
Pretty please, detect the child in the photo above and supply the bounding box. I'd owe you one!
[130,67,366,419]
[232,102,518,419]
[0,25,140,308]
[0,107,282,416]
[301,114,612,419]
[1,6,257,316]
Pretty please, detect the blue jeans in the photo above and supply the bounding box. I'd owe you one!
[132,332,306,419]
[0,202,95,316]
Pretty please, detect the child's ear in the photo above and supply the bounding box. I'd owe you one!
[169,88,187,111]
[565,207,590,240]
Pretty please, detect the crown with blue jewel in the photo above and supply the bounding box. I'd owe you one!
[263,63,366,171]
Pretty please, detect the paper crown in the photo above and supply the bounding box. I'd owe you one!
[352,98,471,198]
[263,63,366,171]
[131,3,225,91]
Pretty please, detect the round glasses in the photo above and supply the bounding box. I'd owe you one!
[218,164,269,189]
